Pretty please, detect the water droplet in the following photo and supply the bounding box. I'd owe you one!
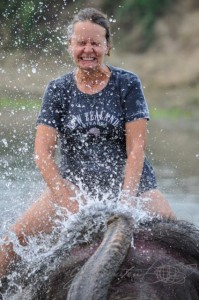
[2,138,8,147]
[32,67,36,74]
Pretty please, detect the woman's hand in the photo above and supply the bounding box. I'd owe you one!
[35,125,86,214]
[120,189,137,208]
[51,180,81,214]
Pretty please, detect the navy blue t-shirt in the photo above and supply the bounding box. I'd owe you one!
[37,66,157,198]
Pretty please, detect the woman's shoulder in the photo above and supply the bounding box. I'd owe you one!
[47,70,73,89]
[109,65,140,82]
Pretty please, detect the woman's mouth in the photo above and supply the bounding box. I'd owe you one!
[81,57,95,61]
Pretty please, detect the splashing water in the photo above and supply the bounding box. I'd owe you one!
[0,186,152,298]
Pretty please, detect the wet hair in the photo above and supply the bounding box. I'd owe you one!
[67,7,112,48]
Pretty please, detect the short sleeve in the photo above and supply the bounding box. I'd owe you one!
[36,80,63,130]
[124,76,150,122]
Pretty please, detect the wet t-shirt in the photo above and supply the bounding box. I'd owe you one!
[37,66,157,197]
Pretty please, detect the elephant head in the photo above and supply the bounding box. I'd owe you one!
[1,207,199,300]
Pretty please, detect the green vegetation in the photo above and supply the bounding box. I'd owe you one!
[0,98,41,110]
[102,0,172,51]
[1,0,70,53]
[190,96,199,106]
[150,106,192,120]
[1,0,173,53]
[0,98,194,121]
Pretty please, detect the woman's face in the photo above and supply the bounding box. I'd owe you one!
[68,21,110,71]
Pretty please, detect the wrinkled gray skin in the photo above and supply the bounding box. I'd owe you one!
[1,206,199,300]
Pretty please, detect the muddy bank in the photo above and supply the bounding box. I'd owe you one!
[0,50,199,118]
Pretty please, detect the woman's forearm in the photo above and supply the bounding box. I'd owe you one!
[122,146,145,197]
[34,125,68,194]
[35,150,66,193]
[35,151,80,212]
[34,126,80,211]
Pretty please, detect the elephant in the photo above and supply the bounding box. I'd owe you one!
[1,205,199,300]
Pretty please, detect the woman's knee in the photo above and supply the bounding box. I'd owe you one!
[139,189,175,218]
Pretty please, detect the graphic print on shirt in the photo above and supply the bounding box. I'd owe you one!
[66,110,121,131]
[37,66,156,196]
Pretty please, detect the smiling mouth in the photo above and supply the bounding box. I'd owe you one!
[81,57,95,61]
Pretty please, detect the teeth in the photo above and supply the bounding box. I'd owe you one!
[82,58,95,60]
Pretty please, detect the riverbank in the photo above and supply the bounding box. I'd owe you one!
[1,49,199,120]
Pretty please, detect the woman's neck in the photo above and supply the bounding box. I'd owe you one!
[75,66,111,94]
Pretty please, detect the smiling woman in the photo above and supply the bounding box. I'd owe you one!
[67,11,112,94]
[0,7,174,280]
[69,22,109,69]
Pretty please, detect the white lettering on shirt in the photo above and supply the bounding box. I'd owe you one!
[66,110,121,130]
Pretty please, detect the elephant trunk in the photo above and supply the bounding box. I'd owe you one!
[67,214,134,300]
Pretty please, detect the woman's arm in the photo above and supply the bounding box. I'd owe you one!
[35,124,61,191]
[122,119,147,197]
[34,124,78,211]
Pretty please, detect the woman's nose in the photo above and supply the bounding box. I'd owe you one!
[83,43,94,52]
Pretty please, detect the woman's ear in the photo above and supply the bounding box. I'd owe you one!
[106,46,111,56]
[67,42,73,58]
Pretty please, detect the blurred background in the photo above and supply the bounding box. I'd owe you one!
[0,0,199,226]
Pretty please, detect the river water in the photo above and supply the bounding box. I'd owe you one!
[0,106,199,235]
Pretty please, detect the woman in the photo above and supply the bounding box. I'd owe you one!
[0,7,174,278]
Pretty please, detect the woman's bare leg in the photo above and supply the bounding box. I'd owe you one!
[139,189,175,219]
[0,186,79,278]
